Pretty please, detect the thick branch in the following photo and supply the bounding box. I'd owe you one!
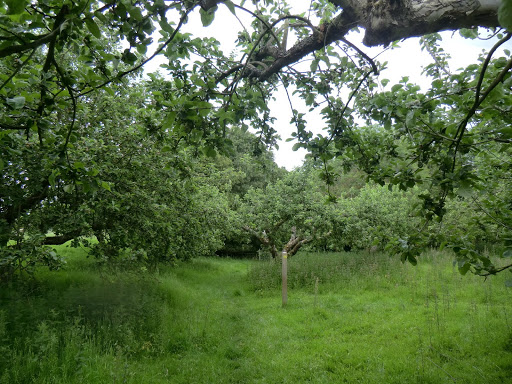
[252,12,355,81]
[0,29,59,59]
[0,5,69,59]
[230,0,500,81]
[42,231,82,245]
[282,226,333,257]
[4,185,49,226]
[331,0,500,47]
[242,225,279,258]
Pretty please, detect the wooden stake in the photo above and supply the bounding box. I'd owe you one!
[282,250,288,307]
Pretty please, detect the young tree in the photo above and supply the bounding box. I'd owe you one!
[240,167,334,306]
[240,168,334,259]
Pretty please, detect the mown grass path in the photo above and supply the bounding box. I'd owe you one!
[1,250,511,383]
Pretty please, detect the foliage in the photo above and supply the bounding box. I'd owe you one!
[240,167,334,258]
[1,77,236,277]
[317,32,512,275]
[0,0,511,278]
[224,126,286,198]
[330,183,419,251]
[499,0,512,32]
[0,238,65,282]
[0,0,280,277]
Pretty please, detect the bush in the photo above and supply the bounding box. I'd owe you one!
[329,184,418,251]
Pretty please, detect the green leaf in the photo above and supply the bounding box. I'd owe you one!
[73,162,85,171]
[163,112,176,129]
[0,158,4,171]
[87,168,99,177]
[391,84,403,92]
[505,279,512,287]
[497,126,512,139]
[159,18,175,34]
[6,96,25,109]
[459,28,478,39]
[405,110,415,126]
[121,49,137,64]
[499,0,512,32]
[48,171,58,187]
[431,79,443,89]
[6,0,27,14]
[200,7,216,27]
[94,10,107,23]
[85,17,101,39]
[204,146,217,158]
[458,262,470,275]
[128,6,143,21]
[503,249,512,258]
[407,254,417,266]
[136,44,147,55]
[456,186,473,198]
[189,129,203,142]
[224,0,236,15]
[63,185,74,193]
[101,181,111,191]
[292,143,304,151]
[310,59,318,72]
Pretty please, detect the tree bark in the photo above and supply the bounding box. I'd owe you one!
[42,231,82,245]
[282,226,312,257]
[332,0,501,47]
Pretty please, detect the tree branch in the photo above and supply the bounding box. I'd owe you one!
[331,0,500,47]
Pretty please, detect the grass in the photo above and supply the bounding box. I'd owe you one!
[0,246,511,383]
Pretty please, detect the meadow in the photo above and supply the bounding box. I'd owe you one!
[0,246,511,383]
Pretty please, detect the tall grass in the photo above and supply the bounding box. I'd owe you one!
[247,250,512,383]
[0,246,511,383]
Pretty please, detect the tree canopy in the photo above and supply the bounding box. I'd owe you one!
[1,0,512,280]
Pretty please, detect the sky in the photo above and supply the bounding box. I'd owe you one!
[146,2,511,170]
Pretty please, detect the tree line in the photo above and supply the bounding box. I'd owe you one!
[1,0,511,282]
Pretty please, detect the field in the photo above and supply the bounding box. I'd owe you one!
[1,246,511,383]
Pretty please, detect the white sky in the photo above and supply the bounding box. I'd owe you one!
[145,2,511,170]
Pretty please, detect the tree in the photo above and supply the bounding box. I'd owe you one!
[240,168,333,259]
[332,183,419,252]
[1,0,511,278]
[340,32,512,275]
[1,77,233,279]
[194,126,287,257]
[240,167,334,306]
